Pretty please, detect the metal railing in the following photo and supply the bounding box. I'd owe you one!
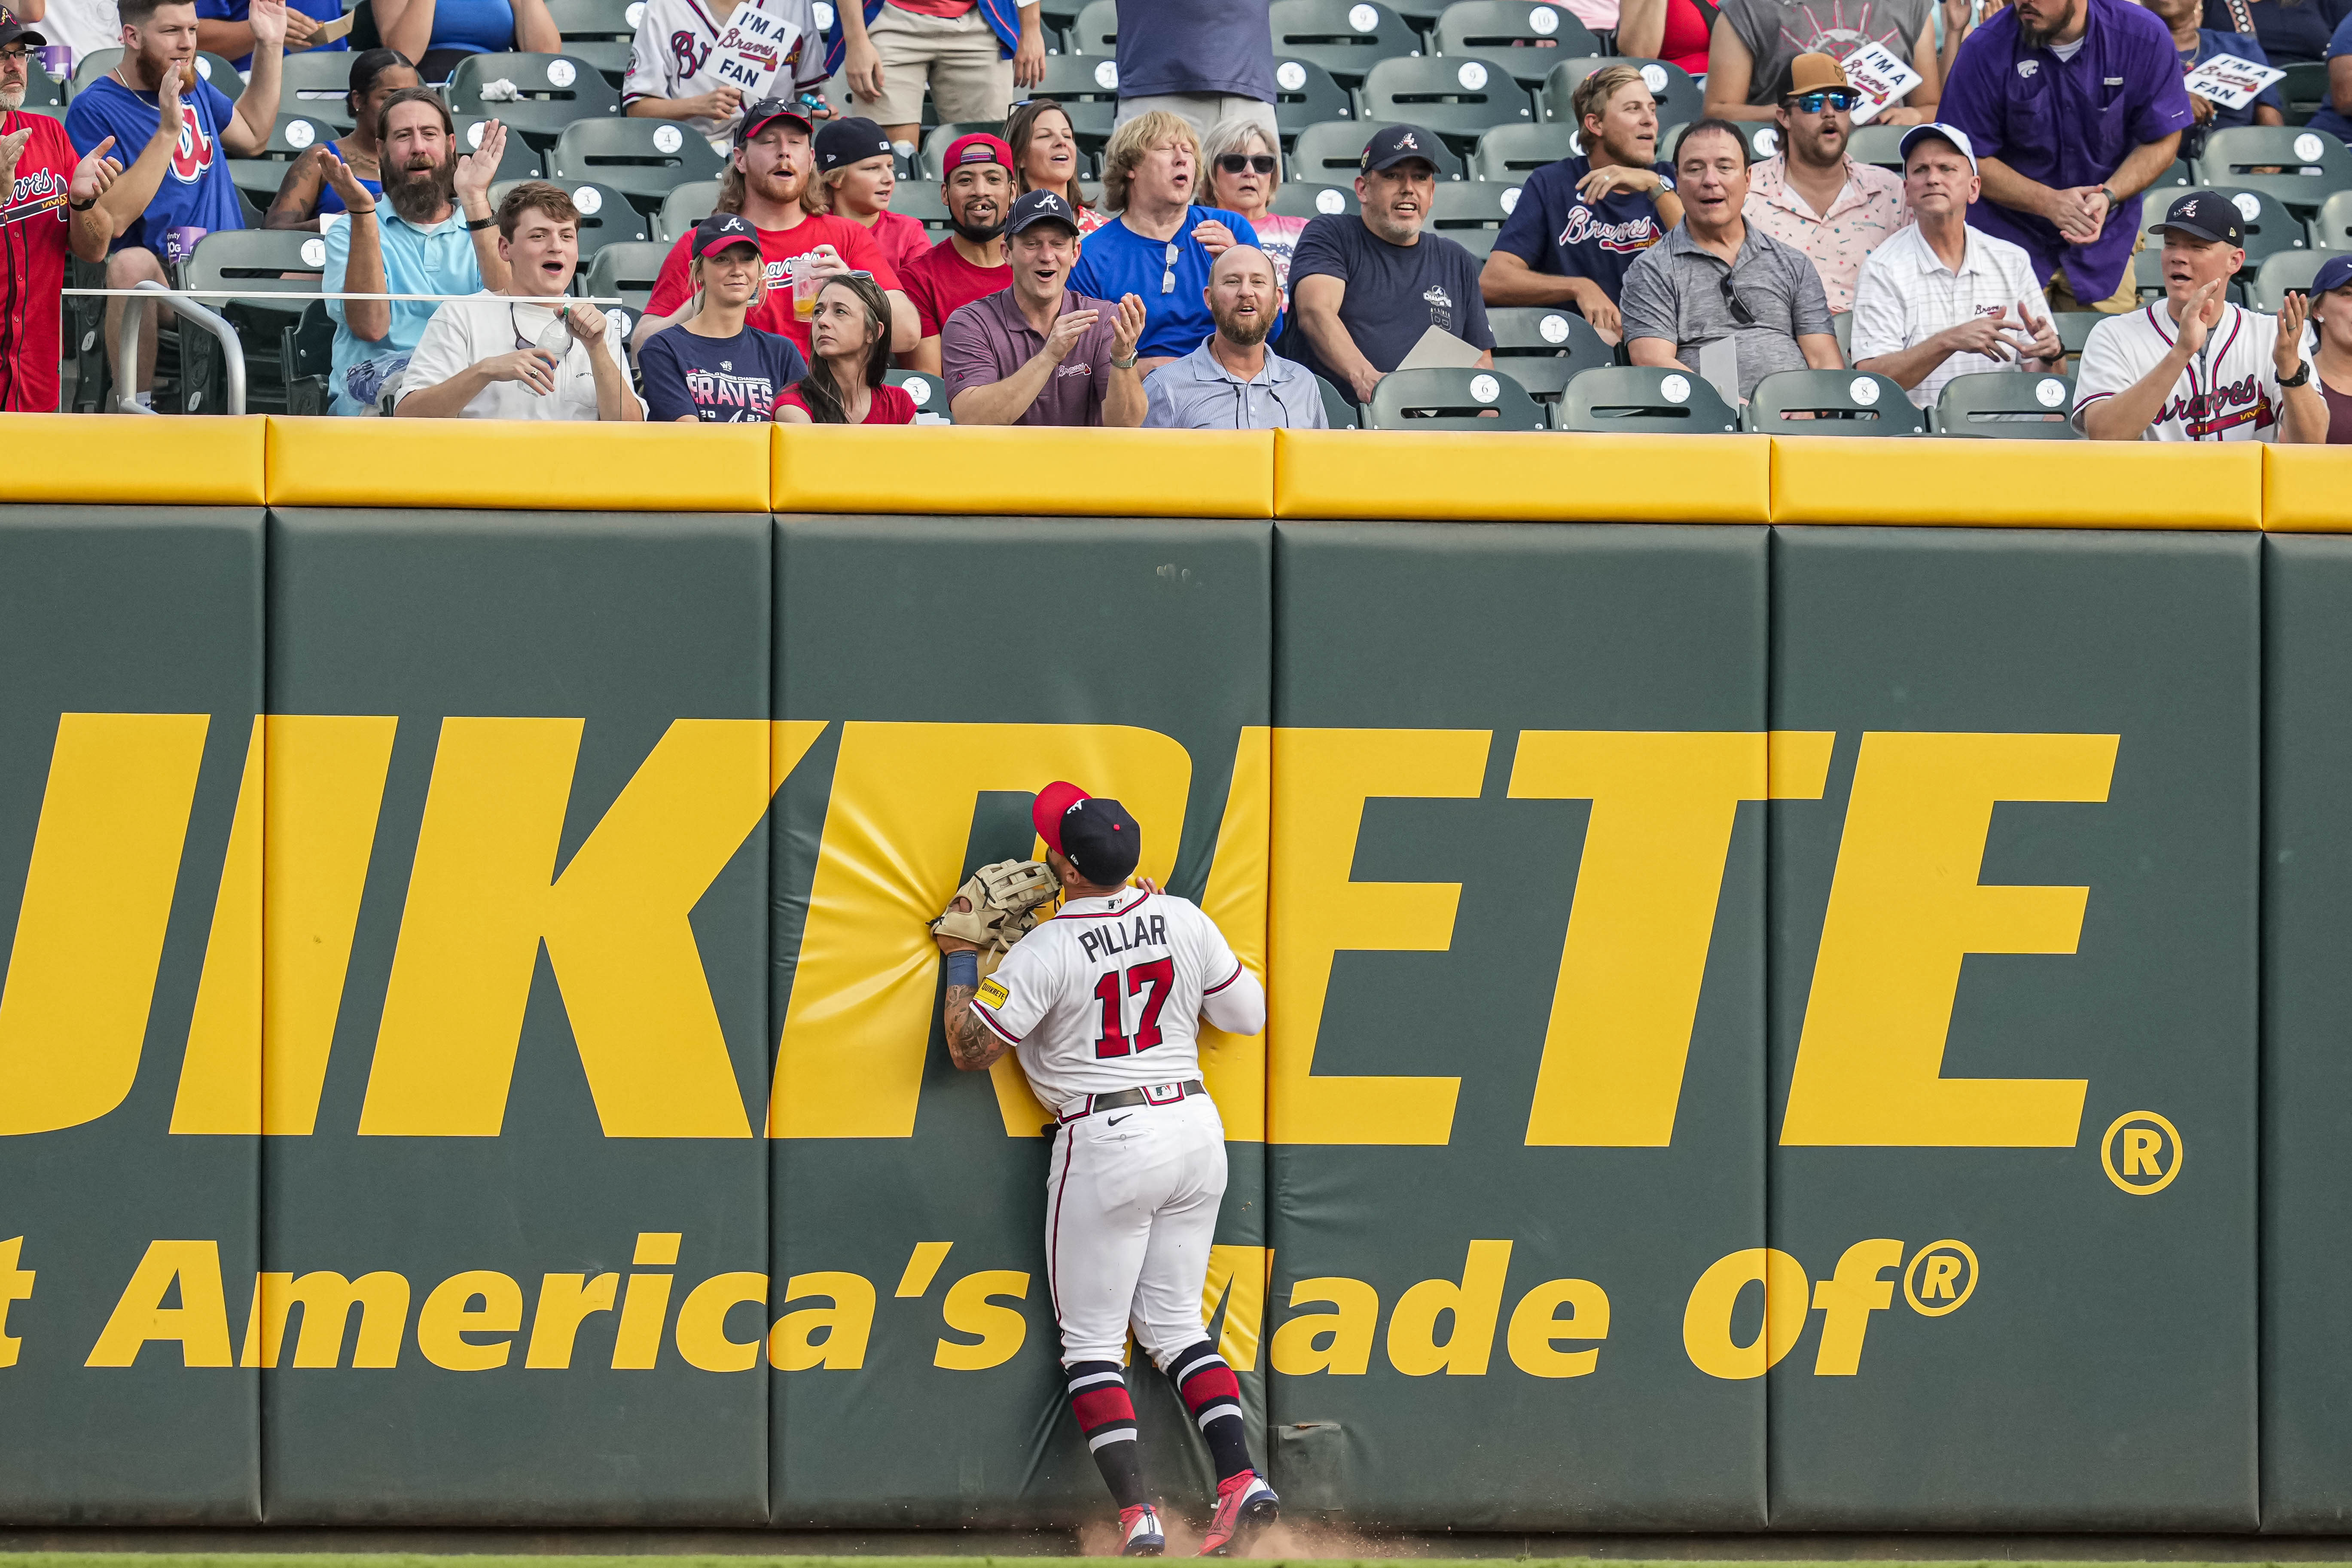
[115,281,247,416]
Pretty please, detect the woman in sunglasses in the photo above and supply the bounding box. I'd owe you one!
[1006,97,1109,235]
[1202,118,1302,292]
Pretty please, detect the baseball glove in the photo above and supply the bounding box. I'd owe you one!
[931,859,1060,975]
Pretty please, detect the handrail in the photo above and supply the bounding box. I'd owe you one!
[116,280,247,417]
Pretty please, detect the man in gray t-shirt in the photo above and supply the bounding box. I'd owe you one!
[1711,0,1937,117]
[1620,121,1843,399]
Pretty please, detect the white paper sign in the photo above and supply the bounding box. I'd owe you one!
[711,0,794,100]
[2183,53,2283,112]
[1841,40,1922,125]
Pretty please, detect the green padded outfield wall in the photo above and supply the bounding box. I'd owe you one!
[0,505,2326,1531]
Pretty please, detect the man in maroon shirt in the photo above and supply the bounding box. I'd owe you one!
[0,6,128,411]
[897,128,1010,374]
[943,187,1145,425]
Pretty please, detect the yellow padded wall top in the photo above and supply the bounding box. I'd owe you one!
[1772,436,2265,529]
[774,425,1276,516]
[0,414,265,505]
[1275,430,1772,522]
[2263,445,2352,533]
[266,417,772,512]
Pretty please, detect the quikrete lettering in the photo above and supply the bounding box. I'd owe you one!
[0,719,2116,1150]
[1079,913,1168,962]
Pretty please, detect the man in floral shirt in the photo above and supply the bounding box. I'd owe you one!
[1740,52,1909,312]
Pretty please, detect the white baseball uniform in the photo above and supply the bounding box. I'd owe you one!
[623,0,827,149]
[2072,300,2310,440]
[970,887,1266,1367]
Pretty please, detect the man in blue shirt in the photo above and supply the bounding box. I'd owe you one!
[1143,244,1325,427]
[1939,0,2194,311]
[1069,108,1272,373]
[65,0,285,401]
[1481,61,1684,340]
[320,86,511,412]
[196,0,339,69]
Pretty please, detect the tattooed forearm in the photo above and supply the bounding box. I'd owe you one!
[943,984,1010,1070]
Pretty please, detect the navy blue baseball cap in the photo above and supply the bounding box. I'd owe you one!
[1033,781,1140,885]
[2311,253,2352,296]
[2150,191,2243,247]
[693,211,760,258]
[1005,188,1079,237]
[1360,123,1440,173]
[814,115,894,174]
[0,6,49,47]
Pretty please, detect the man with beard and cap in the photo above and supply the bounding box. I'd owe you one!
[1939,0,2193,312]
[1143,243,1324,428]
[65,0,286,403]
[895,128,1011,374]
[0,4,129,410]
[317,87,509,413]
[635,95,914,364]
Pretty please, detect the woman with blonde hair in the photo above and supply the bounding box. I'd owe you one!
[1201,116,1303,291]
[777,272,918,424]
[1005,96,1109,235]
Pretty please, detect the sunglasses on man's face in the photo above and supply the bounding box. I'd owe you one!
[1217,154,1278,175]
[1790,88,1859,113]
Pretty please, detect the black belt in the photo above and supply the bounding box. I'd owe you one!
[1055,1079,1207,1124]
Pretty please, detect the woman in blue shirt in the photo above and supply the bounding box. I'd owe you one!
[264,48,421,226]
[377,0,557,79]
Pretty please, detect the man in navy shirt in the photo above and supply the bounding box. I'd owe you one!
[1939,0,2193,311]
[1482,61,1683,340]
[65,0,286,402]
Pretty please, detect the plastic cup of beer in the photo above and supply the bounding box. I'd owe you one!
[793,260,820,321]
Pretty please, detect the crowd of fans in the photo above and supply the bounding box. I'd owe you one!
[2,0,2350,438]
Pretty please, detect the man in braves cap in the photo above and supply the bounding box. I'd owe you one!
[2074,190,2325,441]
[1031,780,1142,888]
[0,5,125,411]
[943,186,1147,426]
[897,130,1015,373]
[633,95,916,363]
[636,211,810,422]
[2307,252,2352,443]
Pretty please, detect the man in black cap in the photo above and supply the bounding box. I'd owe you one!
[0,4,124,410]
[2074,190,2326,441]
[941,186,1147,426]
[1283,122,1494,405]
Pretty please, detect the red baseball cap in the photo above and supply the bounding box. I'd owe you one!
[1034,781,1140,884]
[944,131,1013,173]
[1033,781,1089,856]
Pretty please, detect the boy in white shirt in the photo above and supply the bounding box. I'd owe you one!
[396,181,647,423]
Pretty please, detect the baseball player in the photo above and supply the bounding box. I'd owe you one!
[931,781,1275,1557]
[2073,191,2325,442]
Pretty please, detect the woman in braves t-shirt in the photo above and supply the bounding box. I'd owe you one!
[639,213,809,420]
[775,273,915,422]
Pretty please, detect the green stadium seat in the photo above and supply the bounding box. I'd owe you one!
[1846,122,1907,173]
[1743,368,1925,434]
[2150,156,2197,190]
[1427,175,1516,254]
[1316,372,1362,427]
[551,116,727,213]
[583,239,666,336]
[226,112,342,202]
[1032,53,1120,144]
[1291,117,1467,181]
[183,227,328,414]
[455,113,549,179]
[1363,52,1537,153]
[447,53,621,149]
[886,367,955,421]
[281,299,334,415]
[2193,125,2352,212]
[921,120,1003,178]
[488,176,647,254]
[1268,180,1361,218]
[2312,189,2352,250]
[891,181,952,234]
[278,49,363,128]
[19,57,63,107]
[546,0,640,85]
[2248,247,2329,310]
[1433,0,1602,87]
[1366,365,1548,427]
[1543,57,1700,133]
[1486,304,1613,397]
[1068,0,1117,53]
[1272,56,1356,147]
[1470,121,1578,178]
[2052,310,2100,370]
[2280,60,2331,125]
[1269,0,1424,87]
[1931,370,2080,438]
[72,47,241,101]
[656,177,719,240]
[1553,363,1740,430]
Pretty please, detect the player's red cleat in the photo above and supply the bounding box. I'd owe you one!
[1196,1469,1278,1556]
[1120,1503,1166,1556]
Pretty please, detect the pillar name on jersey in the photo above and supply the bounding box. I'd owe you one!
[1079,912,1169,963]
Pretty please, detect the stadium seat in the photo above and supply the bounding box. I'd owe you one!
[2052,311,2100,370]
[455,113,549,179]
[1292,117,1467,180]
[891,181,953,233]
[1427,175,1517,254]
[278,50,363,129]
[1366,365,1548,427]
[1433,0,1602,86]
[1846,122,1907,173]
[2201,187,2309,262]
[1363,53,1537,152]
[1743,369,1925,434]
[583,239,665,336]
[1384,0,1449,31]
[921,121,1004,178]
[1032,53,1121,143]
[1486,304,1612,396]
[2312,189,2352,250]
[447,54,622,149]
[1068,0,1117,53]
[1272,56,1356,146]
[183,227,327,414]
[1269,180,1361,217]
[2194,125,2352,211]
[545,0,641,84]
[488,176,647,254]
[19,58,63,107]
[1553,363,1740,430]
[886,367,955,421]
[2151,156,2197,190]
[72,47,241,100]
[656,177,720,240]
[1542,57,1700,134]
[281,299,333,416]
[226,113,342,203]
[2280,60,2331,125]
[1316,372,1363,427]
[1931,370,2080,437]
[1470,121,1579,178]
[551,117,727,213]
[2249,247,2329,309]
[1830,308,1851,360]
[1269,0,1424,87]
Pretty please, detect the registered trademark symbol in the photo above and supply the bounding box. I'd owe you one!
[2100,1110,2182,1195]
[1903,1239,1978,1317]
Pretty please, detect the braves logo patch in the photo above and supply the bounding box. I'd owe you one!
[168,104,214,185]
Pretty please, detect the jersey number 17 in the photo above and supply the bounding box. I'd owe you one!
[1094,958,1174,1059]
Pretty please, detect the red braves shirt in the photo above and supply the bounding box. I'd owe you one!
[643,210,900,360]
[0,110,79,413]
[899,233,1007,339]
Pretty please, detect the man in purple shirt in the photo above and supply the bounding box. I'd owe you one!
[1940,0,2194,311]
[943,189,1149,426]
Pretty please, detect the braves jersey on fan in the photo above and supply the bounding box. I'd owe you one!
[2072,300,2311,441]
[643,213,898,359]
[0,109,78,412]
[623,0,824,148]
[67,74,244,254]
[970,887,1257,1110]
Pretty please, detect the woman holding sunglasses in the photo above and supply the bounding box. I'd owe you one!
[1006,97,1110,235]
[1202,118,1302,293]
